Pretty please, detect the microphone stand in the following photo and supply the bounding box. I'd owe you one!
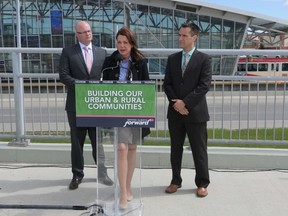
[128,62,135,81]
[100,61,120,81]
[100,54,123,81]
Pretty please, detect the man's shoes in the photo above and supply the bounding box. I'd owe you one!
[196,187,208,197]
[68,177,82,190]
[165,184,182,193]
[98,174,113,186]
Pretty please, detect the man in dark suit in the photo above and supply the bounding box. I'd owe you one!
[59,21,113,190]
[163,22,211,197]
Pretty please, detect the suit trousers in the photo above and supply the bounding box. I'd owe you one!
[168,118,210,188]
[67,111,107,178]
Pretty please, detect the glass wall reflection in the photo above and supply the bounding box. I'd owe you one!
[0,0,246,75]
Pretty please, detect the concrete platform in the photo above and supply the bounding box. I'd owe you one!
[1,142,288,170]
[1,164,288,216]
[1,142,288,216]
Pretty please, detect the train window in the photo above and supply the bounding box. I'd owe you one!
[237,64,246,71]
[258,63,268,71]
[247,63,257,71]
[282,63,288,71]
[272,63,279,71]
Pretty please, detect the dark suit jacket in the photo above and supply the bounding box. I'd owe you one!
[59,43,107,112]
[102,50,151,138]
[102,50,149,81]
[163,49,212,123]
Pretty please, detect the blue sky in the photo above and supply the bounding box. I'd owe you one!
[203,0,288,21]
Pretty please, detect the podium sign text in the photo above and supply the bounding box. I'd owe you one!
[75,80,156,128]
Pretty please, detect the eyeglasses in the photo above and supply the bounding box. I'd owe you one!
[77,30,91,34]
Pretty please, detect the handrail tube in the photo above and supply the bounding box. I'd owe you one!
[1,48,288,56]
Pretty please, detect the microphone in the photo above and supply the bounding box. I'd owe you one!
[115,53,123,62]
[100,54,123,81]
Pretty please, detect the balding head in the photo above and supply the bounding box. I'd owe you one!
[75,21,93,46]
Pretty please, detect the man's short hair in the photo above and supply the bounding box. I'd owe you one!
[180,22,200,36]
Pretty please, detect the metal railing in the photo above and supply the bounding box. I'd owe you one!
[1,48,288,146]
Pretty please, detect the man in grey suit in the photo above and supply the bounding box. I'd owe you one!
[163,22,211,197]
[59,21,113,190]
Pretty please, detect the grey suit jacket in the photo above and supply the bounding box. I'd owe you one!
[163,49,212,123]
[59,43,107,112]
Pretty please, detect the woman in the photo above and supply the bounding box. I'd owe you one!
[102,27,150,209]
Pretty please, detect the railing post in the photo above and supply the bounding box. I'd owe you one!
[8,0,29,146]
[7,52,29,147]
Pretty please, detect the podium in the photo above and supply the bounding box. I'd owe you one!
[75,80,156,216]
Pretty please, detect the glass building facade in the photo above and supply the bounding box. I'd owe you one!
[0,0,247,75]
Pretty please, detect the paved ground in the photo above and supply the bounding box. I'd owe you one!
[1,163,288,216]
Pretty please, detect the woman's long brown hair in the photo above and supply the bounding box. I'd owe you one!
[116,27,145,61]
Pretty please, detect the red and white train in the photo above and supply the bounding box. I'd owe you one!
[236,56,288,76]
